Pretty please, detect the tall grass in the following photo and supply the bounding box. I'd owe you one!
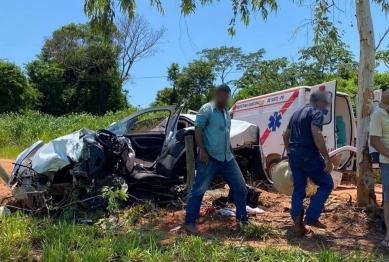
[0,109,137,158]
[0,212,385,262]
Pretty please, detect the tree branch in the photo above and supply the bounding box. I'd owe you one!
[114,14,166,83]
[376,28,389,50]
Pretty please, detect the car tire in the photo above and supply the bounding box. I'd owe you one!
[266,158,281,181]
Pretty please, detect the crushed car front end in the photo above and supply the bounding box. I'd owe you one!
[7,128,133,211]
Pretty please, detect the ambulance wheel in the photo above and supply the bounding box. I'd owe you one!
[267,158,281,180]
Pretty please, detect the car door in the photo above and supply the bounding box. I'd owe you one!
[108,106,177,165]
[309,80,337,153]
[163,104,185,151]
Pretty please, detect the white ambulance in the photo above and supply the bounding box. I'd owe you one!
[373,89,382,107]
[230,80,357,182]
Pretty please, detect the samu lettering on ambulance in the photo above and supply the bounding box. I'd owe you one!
[236,101,259,110]
[266,95,284,103]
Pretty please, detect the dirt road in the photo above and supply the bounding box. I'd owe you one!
[332,184,383,203]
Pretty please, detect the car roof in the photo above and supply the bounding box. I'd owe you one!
[180,114,196,121]
[180,113,253,125]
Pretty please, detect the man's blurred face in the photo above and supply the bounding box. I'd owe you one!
[313,100,328,111]
[214,91,230,108]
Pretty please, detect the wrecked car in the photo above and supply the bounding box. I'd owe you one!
[2,105,267,210]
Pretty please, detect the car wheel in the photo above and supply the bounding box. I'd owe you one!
[266,158,281,181]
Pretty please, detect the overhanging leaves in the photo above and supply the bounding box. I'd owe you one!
[84,0,278,36]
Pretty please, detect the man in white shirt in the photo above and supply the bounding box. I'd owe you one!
[370,88,389,246]
[370,85,389,234]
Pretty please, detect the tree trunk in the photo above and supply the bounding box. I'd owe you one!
[355,0,377,206]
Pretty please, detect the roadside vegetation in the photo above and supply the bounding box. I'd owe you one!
[0,210,384,262]
[3,1,389,260]
[0,109,136,158]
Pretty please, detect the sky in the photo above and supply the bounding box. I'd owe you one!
[1,1,388,108]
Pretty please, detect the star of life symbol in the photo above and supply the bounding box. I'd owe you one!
[268,112,282,132]
[322,107,329,116]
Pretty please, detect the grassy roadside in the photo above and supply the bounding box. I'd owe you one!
[0,111,386,261]
[0,210,384,262]
[0,109,137,159]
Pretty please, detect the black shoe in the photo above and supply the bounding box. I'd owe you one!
[185,224,200,236]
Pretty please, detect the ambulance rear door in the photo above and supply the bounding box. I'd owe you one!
[309,81,337,152]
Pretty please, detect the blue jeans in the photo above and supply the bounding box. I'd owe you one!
[185,156,248,224]
[370,152,380,164]
[371,152,384,207]
[289,154,334,223]
[381,164,389,232]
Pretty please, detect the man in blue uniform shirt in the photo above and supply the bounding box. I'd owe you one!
[283,91,334,235]
[185,84,248,235]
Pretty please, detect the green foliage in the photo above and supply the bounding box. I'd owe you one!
[241,223,277,241]
[167,63,180,86]
[377,48,389,69]
[176,60,216,110]
[151,40,389,110]
[0,60,41,113]
[123,204,144,225]
[309,0,342,45]
[0,108,137,158]
[232,40,359,104]
[26,23,128,116]
[375,71,389,88]
[237,49,266,71]
[298,42,357,80]
[167,63,180,104]
[197,46,243,83]
[2,15,164,116]
[233,54,307,103]
[236,57,295,90]
[154,55,245,109]
[25,61,69,115]
[0,212,386,261]
[83,0,278,36]
[158,61,216,110]
[84,0,137,38]
[82,0,389,45]
[150,87,175,106]
[102,186,128,213]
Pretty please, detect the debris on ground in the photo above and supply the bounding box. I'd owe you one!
[246,206,265,215]
[0,206,10,216]
[216,207,235,217]
[215,206,265,217]
[169,226,181,232]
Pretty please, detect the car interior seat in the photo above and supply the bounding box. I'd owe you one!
[126,127,196,186]
[177,122,186,130]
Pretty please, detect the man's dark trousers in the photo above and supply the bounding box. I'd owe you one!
[289,153,334,223]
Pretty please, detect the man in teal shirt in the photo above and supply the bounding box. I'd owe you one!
[185,84,248,235]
